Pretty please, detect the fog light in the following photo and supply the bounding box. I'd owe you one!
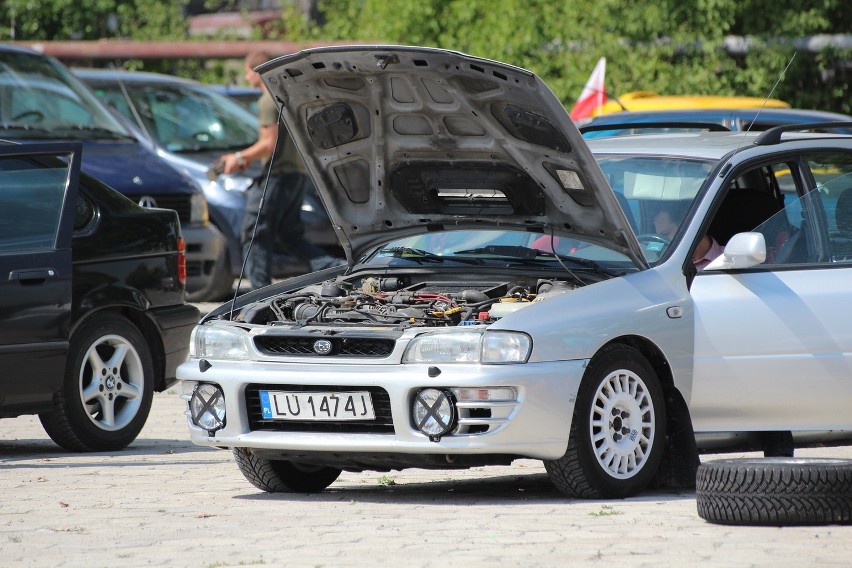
[413,388,456,441]
[190,384,226,434]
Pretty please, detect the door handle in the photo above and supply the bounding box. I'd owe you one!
[8,268,58,285]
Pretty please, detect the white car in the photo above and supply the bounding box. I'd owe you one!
[177,45,852,499]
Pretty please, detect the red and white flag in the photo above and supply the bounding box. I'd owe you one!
[569,57,607,121]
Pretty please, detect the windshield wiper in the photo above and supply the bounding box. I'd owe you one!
[534,250,623,277]
[378,246,484,265]
[0,123,56,134]
[453,245,540,259]
[379,247,448,263]
[454,245,621,277]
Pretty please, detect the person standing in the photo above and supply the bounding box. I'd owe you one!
[219,50,333,291]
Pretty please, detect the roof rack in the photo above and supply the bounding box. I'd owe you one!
[753,121,852,145]
[579,121,730,135]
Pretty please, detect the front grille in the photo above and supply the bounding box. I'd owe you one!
[254,336,395,357]
[245,384,394,434]
[141,194,192,224]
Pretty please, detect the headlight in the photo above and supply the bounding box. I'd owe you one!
[190,325,251,360]
[189,192,209,224]
[403,330,531,364]
[219,174,253,193]
[482,331,532,363]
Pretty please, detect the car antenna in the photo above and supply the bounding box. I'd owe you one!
[743,51,797,135]
[611,92,629,112]
[228,102,286,320]
[727,51,798,161]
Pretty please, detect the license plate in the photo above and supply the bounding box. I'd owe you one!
[259,390,375,421]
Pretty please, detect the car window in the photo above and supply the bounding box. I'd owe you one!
[708,154,852,267]
[751,191,818,264]
[89,86,135,121]
[807,153,852,261]
[0,52,131,140]
[596,154,713,264]
[707,162,813,265]
[112,82,258,152]
[0,155,68,252]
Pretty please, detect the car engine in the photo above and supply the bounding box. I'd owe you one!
[231,275,578,327]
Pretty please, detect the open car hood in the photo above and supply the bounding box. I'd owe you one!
[258,45,646,268]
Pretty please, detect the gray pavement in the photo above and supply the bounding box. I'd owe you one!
[2,390,852,567]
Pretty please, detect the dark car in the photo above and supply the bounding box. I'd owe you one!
[578,107,852,138]
[211,84,262,114]
[0,140,200,451]
[74,69,341,299]
[0,44,224,302]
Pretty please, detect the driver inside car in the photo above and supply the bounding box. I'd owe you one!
[653,207,681,241]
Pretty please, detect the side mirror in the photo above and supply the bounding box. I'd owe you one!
[704,232,766,270]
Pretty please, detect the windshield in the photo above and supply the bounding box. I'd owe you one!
[0,52,132,140]
[595,154,715,264]
[359,229,634,276]
[87,78,259,153]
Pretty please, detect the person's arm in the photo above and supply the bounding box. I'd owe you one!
[221,122,279,175]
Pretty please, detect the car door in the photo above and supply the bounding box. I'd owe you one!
[689,153,852,432]
[0,142,81,413]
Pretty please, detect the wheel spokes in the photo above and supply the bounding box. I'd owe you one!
[79,335,144,431]
[592,369,656,478]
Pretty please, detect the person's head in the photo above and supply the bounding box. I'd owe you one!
[244,51,271,88]
[654,209,679,240]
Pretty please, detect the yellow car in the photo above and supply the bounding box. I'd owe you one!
[594,90,790,115]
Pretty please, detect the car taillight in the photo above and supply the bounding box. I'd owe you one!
[177,236,187,286]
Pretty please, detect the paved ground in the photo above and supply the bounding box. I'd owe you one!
[2,391,852,568]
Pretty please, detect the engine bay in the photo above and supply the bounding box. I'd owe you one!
[229,274,580,328]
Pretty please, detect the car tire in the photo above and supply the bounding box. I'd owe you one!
[233,448,342,493]
[39,313,154,452]
[544,343,666,498]
[696,458,852,526]
[187,245,234,302]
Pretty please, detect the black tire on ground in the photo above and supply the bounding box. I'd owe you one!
[39,313,154,452]
[696,458,852,526]
[233,448,342,493]
[544,343,666,498]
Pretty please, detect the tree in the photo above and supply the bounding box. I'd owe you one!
[1,0,848,113]
[0,0,187,41]
[280,0,851,114]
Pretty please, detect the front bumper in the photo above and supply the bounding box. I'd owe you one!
[177,358,585,462]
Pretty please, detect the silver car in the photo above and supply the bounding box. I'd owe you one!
[177,46,852,498]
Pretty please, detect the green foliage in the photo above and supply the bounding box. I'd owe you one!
[0,0,188,41]
[2,0,849,113]
[589,504,622,516]
[282,0,851,113]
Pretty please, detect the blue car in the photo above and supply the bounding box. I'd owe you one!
[578,107,852,138]
[211,84,262,114]
[0,44,223,301]
[75,69,341,300]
